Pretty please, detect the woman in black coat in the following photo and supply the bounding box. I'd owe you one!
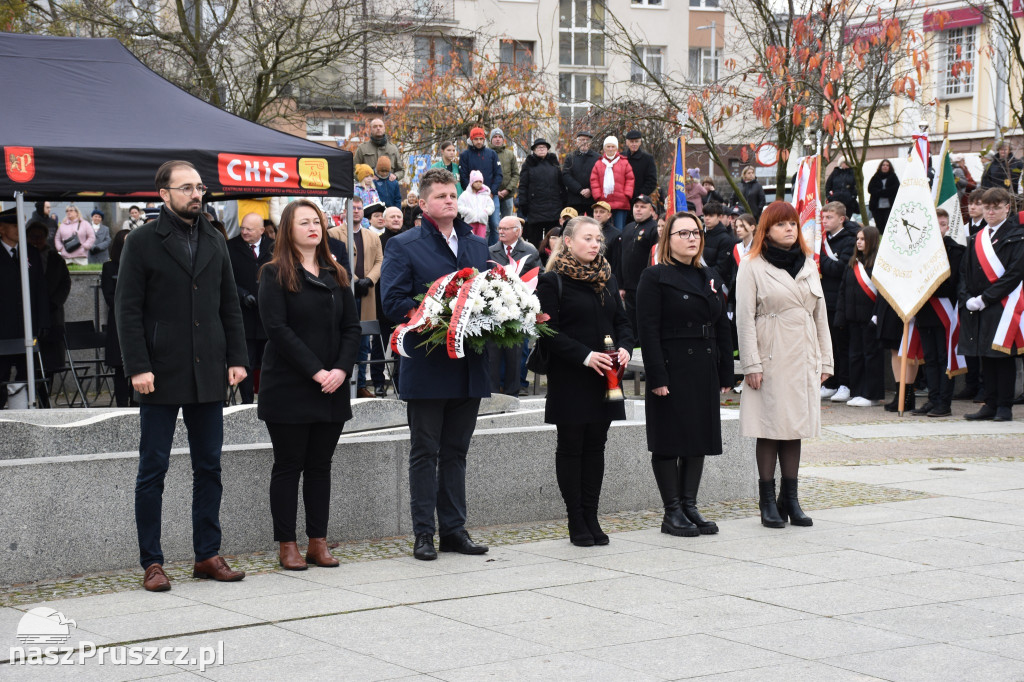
[637,211,733,538]
[101,230,133,407]
[867,159,899,233]
[257,200,361,571]
[519,139,568,247]
[834,225,885,407]
[733,166,767,219]
[537,216,633,547]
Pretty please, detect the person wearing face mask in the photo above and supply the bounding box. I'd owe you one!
[736,201,833,529]
[537,216,632,547]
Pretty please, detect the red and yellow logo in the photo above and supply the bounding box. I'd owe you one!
[217,153,331,191]
[5,147,35,183]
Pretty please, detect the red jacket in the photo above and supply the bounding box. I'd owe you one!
[590,156,635,211]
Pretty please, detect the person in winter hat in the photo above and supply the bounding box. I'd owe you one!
[458,169,495,239]
[589,136,635,230]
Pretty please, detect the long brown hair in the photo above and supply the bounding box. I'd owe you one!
[263,199,349,292]
[748,201,812,260]
[657,211,704,267]
[851,225,880,269]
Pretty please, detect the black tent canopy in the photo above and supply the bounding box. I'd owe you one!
[0,32,353,200]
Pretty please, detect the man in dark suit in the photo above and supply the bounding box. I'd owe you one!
[488,216,542,396]
[623,129,658,203]
[116,160,249,592]
[0,208,48,409]
[562,131,600,216]
[381,167,492,561]
[228,212,274,404]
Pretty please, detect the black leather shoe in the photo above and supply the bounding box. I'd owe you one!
[413,533,436,561]
[911,401,934,416]
[965,405,997,421]
[927,405,952,417]
[994,407,1013,422]
[439,530,489,555]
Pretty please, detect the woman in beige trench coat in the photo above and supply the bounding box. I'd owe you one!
[735,201,833,529]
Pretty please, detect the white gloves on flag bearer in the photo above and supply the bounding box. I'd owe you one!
[966,296,986,312]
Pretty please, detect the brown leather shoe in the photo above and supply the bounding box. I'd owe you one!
[143,564,171,592]
[305,538,339,567]
[357,387,375,399]
[192,555,245,581]
[279,541,308,571]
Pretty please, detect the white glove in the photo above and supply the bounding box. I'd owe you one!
[966,296,986,312]
[870,315,877,326]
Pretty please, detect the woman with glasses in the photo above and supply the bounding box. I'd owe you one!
[636,211,734,537]
[735,201,833,528]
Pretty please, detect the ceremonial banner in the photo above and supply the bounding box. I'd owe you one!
[872,155,950,320]
[934,139,967,246]
[665,137,686,216]
[792,156,821,263]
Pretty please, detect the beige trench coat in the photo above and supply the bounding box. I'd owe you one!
[735,254,834,439]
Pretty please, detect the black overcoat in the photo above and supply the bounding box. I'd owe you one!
[562,149,601,211]
[257,262,361,424]
[624,148,658,198]
[819,227,857,310]
[917,236,966,328]
[100,260,122,367]
[537,270,633,425]
[518,154,567,224]
[637,263,733,456]
[833,262,881,327]
[958,223,1024,357]
[0,242,47,340]
[115,211,248,405]
[227,235,275,340]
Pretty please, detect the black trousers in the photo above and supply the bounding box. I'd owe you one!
[406,398,480,536]
[624,289,638,342]
[0,354,27,409]
[487,341,523,395]
[238,339,266,404]
[964,355,982,392]
[136,402,223,568]
[919,325,953,408]
[555,421,610,515]
[848,321,885,400]
[982,356,1017,409]
[525,219,560,249]
[824,307,850,389]
[111,365,135,407]
[265,421,344,542]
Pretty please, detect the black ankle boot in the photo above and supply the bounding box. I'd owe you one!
[581,511,609,545]
[557,455,594,546]
[777,477,813,526]
[884,386,902,412]
[759,479,785,528]
[652,458,699,537]
[680,457,718,534]
[567,512,595,546]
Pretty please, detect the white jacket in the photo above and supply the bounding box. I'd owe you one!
[458,187,494,224]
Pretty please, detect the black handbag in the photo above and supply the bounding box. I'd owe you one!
[62,229,82,253]
[526,274,561,375]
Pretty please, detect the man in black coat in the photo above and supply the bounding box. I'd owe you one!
[562,131,600,216]
[593,201,621,274]
[701,203,740,274]
[115,160,249,592]
[0,208,48,409]
[228,212,275,404]
[623,130,658,203]
[819,201,858,401]
[960,188,1024,421]
[615,195,660,340]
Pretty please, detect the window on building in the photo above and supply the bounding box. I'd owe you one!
[414,36,474,78]
[631,45,664,83]
[631,0,662,6]
[689,0,719,7]
[941,26,976,98]
[306,118,356,140]
[688,47,721,84]
[500,40,535,69]
[558,72,604,122]
[558,0,605,67]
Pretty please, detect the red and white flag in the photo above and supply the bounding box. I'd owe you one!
[793,156,821,265]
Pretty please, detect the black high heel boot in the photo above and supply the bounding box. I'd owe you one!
[680,456,718,534]
[777,477,813,526]
[557,454,594,546]
[759,479,785,528]
[884,386,902,412]
[652,457,699,537]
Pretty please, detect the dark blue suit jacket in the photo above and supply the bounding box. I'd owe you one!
[381,216,492,399]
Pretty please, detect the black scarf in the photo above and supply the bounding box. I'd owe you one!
[764,243,804,279]
[371,133,388,148]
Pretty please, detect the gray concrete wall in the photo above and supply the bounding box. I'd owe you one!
[0,401,754,584]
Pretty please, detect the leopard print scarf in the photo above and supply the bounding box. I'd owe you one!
[551,249,612,294]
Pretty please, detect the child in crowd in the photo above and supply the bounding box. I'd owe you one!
[373,157,402,208]
[912,208,966,417]
[457,169,494,239]
[354,164,379,228]
[834,225,885,407]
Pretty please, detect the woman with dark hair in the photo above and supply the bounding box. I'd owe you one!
[257,199,362,571]
[637,211,733,537]
[540,227,561,262]
[733,166,767,219]
[518,138,567,247]
[834,225,884,407]
[101,229,134,406]
[537,216,633,546]
[867,159,900,232]
[735,201,833,528]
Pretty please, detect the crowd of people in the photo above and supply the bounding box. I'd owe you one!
[3,120,1024,591]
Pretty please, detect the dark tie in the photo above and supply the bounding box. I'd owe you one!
[250,244,257,259]
[10,246,16,260]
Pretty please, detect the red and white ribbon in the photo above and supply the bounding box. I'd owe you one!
[446,273,487,359]
[822,234,838,261]
[975,227,1024,353]
[390,272,458,358]
[928,297,965,377]
[854,262,877,302]
[897,318,924,362]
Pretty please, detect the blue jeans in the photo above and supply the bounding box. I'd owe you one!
[612,209,629,231]
[488,196,501,245]
[357,335,385,388]
[499,196,514,218]
[136,402,224,568]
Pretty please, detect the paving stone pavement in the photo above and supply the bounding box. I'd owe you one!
[3,459,1024,681]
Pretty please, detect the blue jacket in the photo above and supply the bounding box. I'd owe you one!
[380,215,492,399]
[459,146,503,195]
[374,176,402,208]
